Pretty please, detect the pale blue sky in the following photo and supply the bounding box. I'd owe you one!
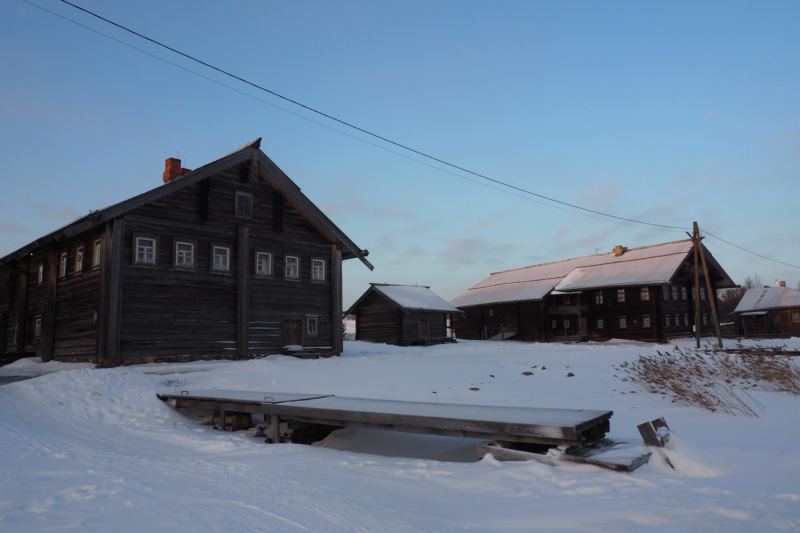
[1,0,799,306]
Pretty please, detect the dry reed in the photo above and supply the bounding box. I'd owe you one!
[614,343,800,417]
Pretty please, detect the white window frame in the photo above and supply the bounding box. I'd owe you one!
[311,258,326,282]
[255,251,272,276]
[235,191,253,217]
[75,246,83,274]
[212,245,231,272]
[59,252,68,278]
[619,317,627,329]
[564,319,570,329]
[665,315,671,327]
[174,240,195,269]
[37,264,44,284]
[595,291,603,305]
[135,237,157,266]
[551,319,557,329]
[419,319,430,337]
[596,318,604,329]
[93,239,102,268]
[662,286,669,300]
[681,287,687,300]
[700,287,706,301]
[307,317,318,336]
[640,288,650,302]
[34,316,42,338]
[643,316,651,328]
[284,255,299,280]
[684,314,690,326]
[672,286,678,300]
[702,314,708,325]
[617,289,626,303]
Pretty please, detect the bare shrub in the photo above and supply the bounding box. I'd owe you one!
[614,343,800,417]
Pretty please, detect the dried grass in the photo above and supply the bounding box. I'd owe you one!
[614,343,800,417]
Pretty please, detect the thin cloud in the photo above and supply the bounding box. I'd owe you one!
[25,200,81,223]
[0,222,30,236]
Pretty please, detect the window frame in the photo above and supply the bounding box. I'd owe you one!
[594,291,603,305]
[34,315,42,338]
[234,190,253,218]
[564,319,570,329]
[642,316,651,328]
[684,314,690,326]
[662,286,669,301]
[419,319,430,337]
[133,234,159,267]
[311,258,326,282]
[665,315,671,327]
[284,254,300,280]
[93,239,102,268]
[306,316,318,336]
[37,264,44,284]
[702,314,708,325]
[551,319,557,329]
[640,287,650,302]
[210,243,232,273]
[681,287,687,300]
[792,312,799,323]
[617,289,626,303]
[74,246,84,274]
[619,316,627,329]
[254,250,273,277]
[59,252,68,278]
[700,287,706,301]
[672,286,678,300]
[596,318,604,329]
[172,238,197,270]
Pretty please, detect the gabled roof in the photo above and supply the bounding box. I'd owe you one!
[0,139,373,270]
[733,287,800,313]
[450,239,734,308]
[347,284,462,314]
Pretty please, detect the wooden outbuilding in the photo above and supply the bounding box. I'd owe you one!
[347,284,462,346]
[451,240,735,343]
[0,139,372,364]
[732,283,800,338]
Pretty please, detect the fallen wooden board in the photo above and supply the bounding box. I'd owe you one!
[475,438,652,472]
[158,390,613,447]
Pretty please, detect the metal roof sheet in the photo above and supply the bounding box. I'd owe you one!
[554,253,688,291]
[734,287,800,313]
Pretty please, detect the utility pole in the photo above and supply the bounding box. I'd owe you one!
[689,223,701,349]
[698,228,724,349]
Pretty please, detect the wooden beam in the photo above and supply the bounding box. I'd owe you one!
[106,217,124,361]
[698,239,724,348]
[237,226,250,358]
[14,257,29,353]
[693,222,701,349]
[41,247,58,362]
[331,245,343,354]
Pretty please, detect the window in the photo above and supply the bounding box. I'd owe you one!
[662,286,669,300]
[255,252,272,276]
[700,287,706,301]
[59,253,68,278]
[489,309,494,317]
[419,319,429,337]
[285,255,299,279]
[212,246,230,272]
[703,314,708,325]
[307,317,318,335]
[34,316,42,338]
[75,247,83,273]
[681,287,687,300]
[551,320,557,329]
[312,259,326,282]
[37,264,44,284]
[617,289,626,303]
[792,312,799,323]
[665,315,671,327]
[684,314,689,326]
[619,317,627,329]
[93,240,102,267]
[672,286,678,300]
[640,288,650,301]
[643,316,651,328]
[597,318,604,329]
[235,191,253,217]
[692,287,696,301]
[595,291,604,305]
[174,241,195,269]
[135,237,157,266]
[564,319,570,328]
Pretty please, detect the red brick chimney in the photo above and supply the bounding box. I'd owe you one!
[163,158,191,183]
[613,245,628,256]
[779,281,786,287]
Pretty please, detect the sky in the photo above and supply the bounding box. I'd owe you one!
[1,0,799,307]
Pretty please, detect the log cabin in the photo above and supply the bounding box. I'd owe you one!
[451,240,735,343]
[346,284,462,346]
[732,283,800,338]
[0,139,373,364]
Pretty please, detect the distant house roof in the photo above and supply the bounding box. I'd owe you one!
[0,139,373,270]
[451,239,734,309]
[733,287,800,313]
[347,284,462,314]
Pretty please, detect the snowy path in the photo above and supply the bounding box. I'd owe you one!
[1,339,799,532]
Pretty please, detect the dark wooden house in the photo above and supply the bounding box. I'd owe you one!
[451,240,735,343]
[732,283,800,338]
[0,139,372,364]
[347,284,462,346]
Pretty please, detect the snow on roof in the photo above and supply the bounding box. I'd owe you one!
[369,284,461,313]
[734,287,800,313]
[451,240,694,308]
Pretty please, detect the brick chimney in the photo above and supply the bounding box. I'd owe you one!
[779,281,786,287]
[613,245,627,256]
[163,158,191,183]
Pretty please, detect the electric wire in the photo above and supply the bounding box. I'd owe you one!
[700,229,800,272]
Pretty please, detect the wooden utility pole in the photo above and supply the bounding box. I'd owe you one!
[691,223,701,348]
[698,237,724,349]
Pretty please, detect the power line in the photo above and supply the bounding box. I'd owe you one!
[53,0,689,231]
[700,229,800,272]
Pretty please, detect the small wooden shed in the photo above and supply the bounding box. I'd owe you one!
[347,284,462,346]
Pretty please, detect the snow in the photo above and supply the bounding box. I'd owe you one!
[2,337,800,532]
[0,357,94,377]
[451,240,694,308]
[358,284,461,312]
[734,286,800,313]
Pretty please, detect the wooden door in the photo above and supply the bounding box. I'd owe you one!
[284,319,303,346]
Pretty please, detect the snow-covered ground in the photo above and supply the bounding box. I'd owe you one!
[1,338,799,532]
